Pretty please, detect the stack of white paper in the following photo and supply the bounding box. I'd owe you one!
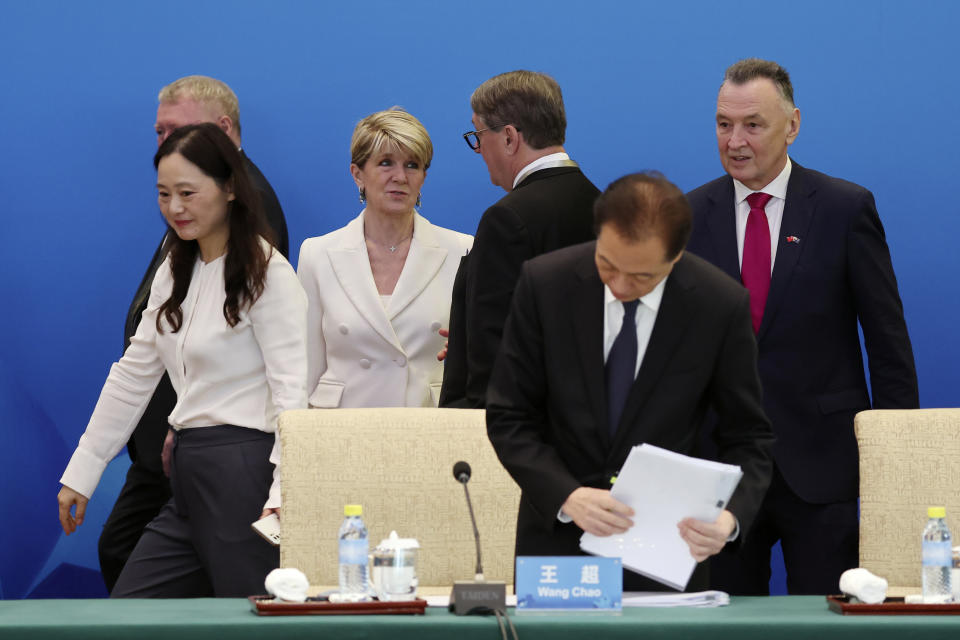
[623,590,730,607]
[580,444,742,590]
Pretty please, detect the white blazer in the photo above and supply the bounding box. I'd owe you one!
[298,211,472,408]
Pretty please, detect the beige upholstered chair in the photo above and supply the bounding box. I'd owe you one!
[278,408,521,589]
[856,408,960,593]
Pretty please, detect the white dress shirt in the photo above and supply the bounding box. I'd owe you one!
[734,157,792,272]
[512,152,571,189]
[602,278,667,375]
[61,243,308,509]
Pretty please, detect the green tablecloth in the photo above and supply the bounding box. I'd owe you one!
[2,596,959,639]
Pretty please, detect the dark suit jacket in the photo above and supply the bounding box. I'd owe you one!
[486,243,775,591]
[123,153,289,471]
[686,161,918,504]
[439,165,599,408]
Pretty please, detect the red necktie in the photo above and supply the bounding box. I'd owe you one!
[742,192,772,334]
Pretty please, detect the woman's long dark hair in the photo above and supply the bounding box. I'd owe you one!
[153,123,275,332]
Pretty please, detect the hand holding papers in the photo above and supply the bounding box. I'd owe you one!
[677,510,737,562]
[579,444,742,590]
[561,487,635,536]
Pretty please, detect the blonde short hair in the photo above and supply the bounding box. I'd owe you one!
[351,108,433,170]
[158,75,242,136]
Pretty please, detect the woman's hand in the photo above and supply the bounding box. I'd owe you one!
[436,328,449,361]
[260,507,281,520]
[57,486,88,535]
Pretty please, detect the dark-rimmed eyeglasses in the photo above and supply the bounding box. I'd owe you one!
[462,123,517,151]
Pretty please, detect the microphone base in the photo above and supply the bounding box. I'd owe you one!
[449,580,506,615]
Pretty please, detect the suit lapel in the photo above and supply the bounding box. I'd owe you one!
[570,253,609,449]
[610,257,693,452]
[327,213,404,352]
[703,178,741,280]
[386,214,447,320]
[758,163,815,340]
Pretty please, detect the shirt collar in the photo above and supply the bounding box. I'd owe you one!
[603,272,668,313]
[513,152,571,188]
[733,156,792,205]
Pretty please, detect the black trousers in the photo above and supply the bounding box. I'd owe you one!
[709,464,858,595]
[98,462,172,592]
[111,426,279,598]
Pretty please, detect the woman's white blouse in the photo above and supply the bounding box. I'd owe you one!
[60,245,307,509]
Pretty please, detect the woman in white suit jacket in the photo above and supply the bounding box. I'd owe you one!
[298,109,472,408]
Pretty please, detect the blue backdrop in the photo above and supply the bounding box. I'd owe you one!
[2,0,957,599]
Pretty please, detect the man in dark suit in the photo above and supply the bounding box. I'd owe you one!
[487,173,774,591]
[97,75,289,593]
[686,58,919,595]
[439,70,599,408]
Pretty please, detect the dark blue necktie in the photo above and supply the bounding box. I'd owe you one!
[606,299,640,436]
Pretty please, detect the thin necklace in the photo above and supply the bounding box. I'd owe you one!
[388,235,412,253]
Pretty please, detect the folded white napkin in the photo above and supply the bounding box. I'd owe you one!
[264,567,310,602]
[839,567,888,604]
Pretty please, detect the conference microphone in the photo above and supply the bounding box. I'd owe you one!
[453,461,484,579]
[453,460,471,483]
[449,461,506,615]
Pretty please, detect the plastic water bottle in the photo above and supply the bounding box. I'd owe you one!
[922,506,953,602]
[338,504,369,598]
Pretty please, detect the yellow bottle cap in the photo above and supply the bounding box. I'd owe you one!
[928,506,946,518]
[344,504,363,516]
